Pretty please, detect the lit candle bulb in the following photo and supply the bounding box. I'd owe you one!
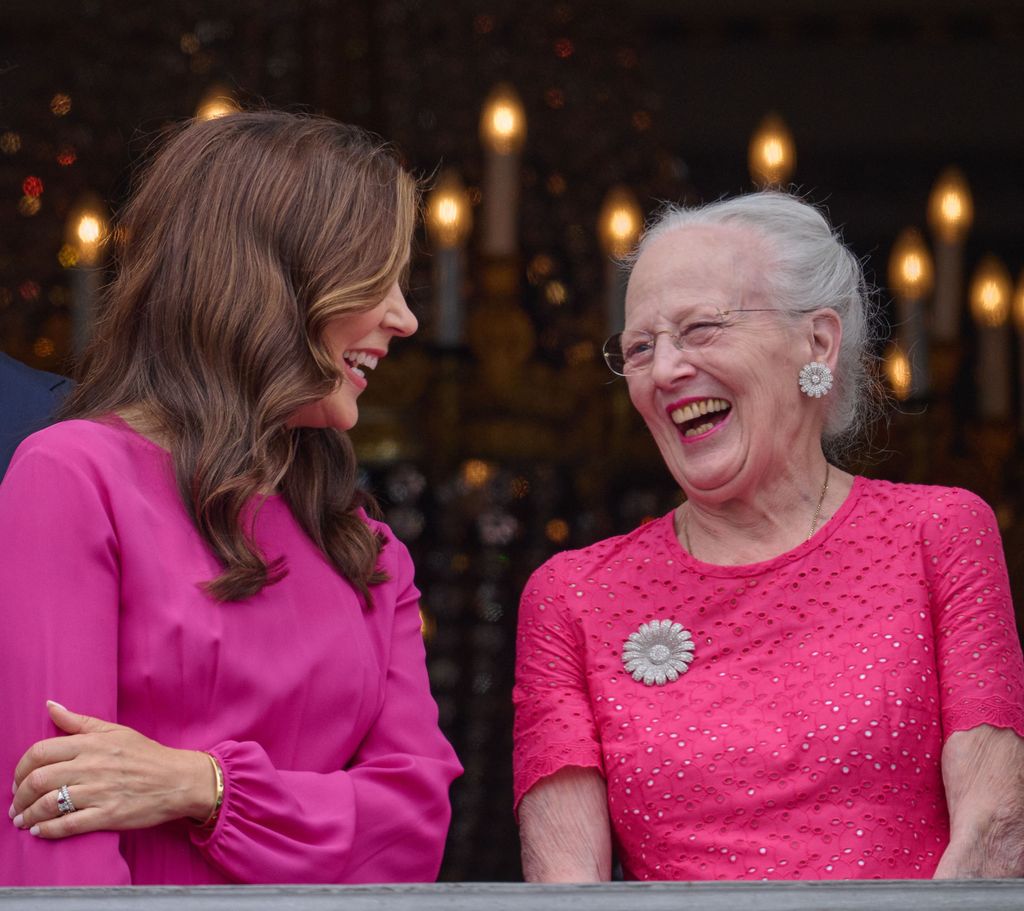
[928,167,973,344]
[66,196,109,354]
[195,84,240,121]
[748,113,796,189]
[887,227,934,398]
[598,185,643,335]
[479,83,526,257]
[883,341,913,402]
[425,169,472,348]
[969,255,1011,421]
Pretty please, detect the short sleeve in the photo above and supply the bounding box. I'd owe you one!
[923,488,1024,739]
[512,556,603,814]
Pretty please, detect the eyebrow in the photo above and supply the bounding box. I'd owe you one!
[624,306,730,331]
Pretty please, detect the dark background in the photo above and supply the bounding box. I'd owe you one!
[2,0,1023,881]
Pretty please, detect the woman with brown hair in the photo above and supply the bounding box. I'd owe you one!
[0,111,461,885]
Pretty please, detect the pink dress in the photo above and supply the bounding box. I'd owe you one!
[514,478,1024,880]
[0,418,461,885]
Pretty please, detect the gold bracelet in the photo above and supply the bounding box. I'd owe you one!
[199,752,224,829]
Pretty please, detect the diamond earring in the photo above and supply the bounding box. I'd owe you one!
[798,361,833,398]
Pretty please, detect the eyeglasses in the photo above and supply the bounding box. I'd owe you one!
[602,308,781,376]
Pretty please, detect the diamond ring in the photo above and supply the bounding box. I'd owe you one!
[56,784,77,815]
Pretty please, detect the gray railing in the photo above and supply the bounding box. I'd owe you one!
[2,880,1024,910]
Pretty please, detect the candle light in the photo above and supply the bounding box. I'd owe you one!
[66,196,109,354]
[927,167,973,344]
[887,227,934,398]
[479,83,526,257]
[1012,271,1024,436]
[425,169,472,348]
[597,185,643,335]
[748,113,796,189]
[969,254,1012,421]
[883,341,913,402]
[195,84,240,121]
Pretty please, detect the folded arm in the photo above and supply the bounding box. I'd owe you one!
[191,532,460,883]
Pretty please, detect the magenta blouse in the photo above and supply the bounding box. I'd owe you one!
[0,418,461,885]
[514,478,1024,880]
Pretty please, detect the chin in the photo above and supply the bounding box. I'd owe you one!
[665,450,748,499]
[287,398,358,432]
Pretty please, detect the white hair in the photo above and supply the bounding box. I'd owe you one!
[632,190,883,459]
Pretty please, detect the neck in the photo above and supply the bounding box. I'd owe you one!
[116,405,173,452]
[679,457,850,565]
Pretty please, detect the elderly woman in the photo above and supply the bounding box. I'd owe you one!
[513,192,1024,881]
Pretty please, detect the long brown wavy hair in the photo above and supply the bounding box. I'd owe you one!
[60,111,418,605]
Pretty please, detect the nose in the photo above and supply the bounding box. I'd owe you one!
[385,285,418,338]
[648,333,695,390]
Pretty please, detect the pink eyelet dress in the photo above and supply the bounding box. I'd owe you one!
[513,478,1024,880]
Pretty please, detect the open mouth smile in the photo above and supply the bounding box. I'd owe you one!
[667,397,732,438]
[341,350,380,384]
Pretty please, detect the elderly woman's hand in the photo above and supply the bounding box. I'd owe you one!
[9,701,216,839]
[934,724,1024,878]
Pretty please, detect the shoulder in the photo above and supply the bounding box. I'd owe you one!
[852,478,1001,559]
[524,512,676,593]
[854,477,996,525]
[6,418,144,484]
[360,511,414,577]
[0,352,70,402]
[0,355,73,475]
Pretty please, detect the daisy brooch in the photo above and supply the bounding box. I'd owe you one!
[622,619,696,686]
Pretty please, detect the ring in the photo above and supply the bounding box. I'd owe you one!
[56,784,77,815]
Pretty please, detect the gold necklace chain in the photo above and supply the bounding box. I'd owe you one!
[682,463,831,558]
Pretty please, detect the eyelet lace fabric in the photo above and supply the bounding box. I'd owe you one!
[513,478,1024,881]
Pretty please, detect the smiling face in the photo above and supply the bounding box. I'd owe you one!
[624,223,829,503]
[288,281,417,431]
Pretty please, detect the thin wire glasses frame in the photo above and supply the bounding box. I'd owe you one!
[602,307,786,377]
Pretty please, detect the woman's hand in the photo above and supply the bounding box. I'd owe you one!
[934,724,1024,878]
[9,701,217,839]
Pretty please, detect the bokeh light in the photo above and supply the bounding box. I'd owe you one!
[554,38,574,58]
[927,167,973,243]
[969,255,1011,328]
[461,459,493,489]
[527,254,555,285]
[18,280,41,301]
[544,280,568,306]
[50,93,72,116]
[545,518,570,544]
[883,343,912,401]
[0,132,21,154]
[18,195,41,216]
[77,214,102,245]
[32,337,56,359]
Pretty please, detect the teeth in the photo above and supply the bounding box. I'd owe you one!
[669,398,730,425]
[684,421,715,437]
[342,351,380,372]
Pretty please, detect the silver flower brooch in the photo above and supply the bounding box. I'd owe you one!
[622,619,696,686]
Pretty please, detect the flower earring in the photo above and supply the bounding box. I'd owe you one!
[798,361,833,398]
